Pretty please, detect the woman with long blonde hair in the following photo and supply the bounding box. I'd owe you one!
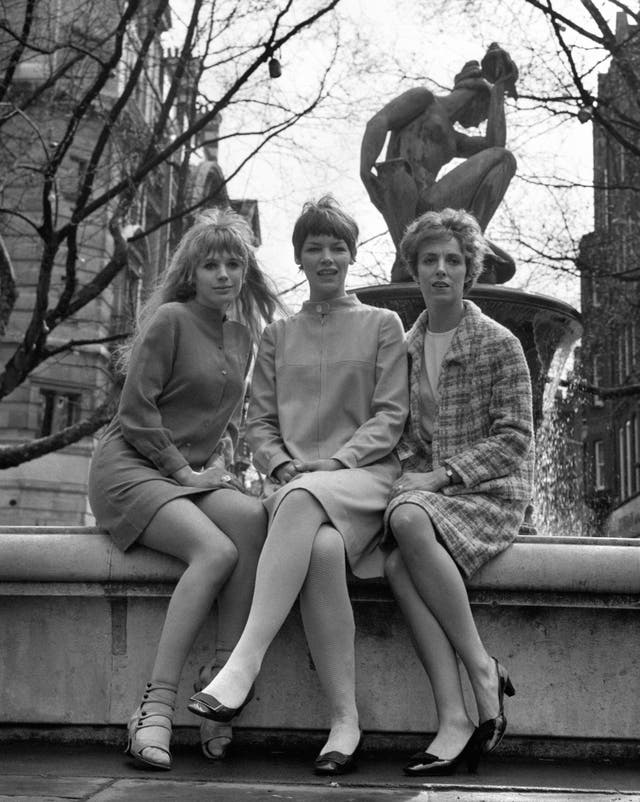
[89,209,280,770]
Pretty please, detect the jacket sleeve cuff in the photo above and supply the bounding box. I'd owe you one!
[331,448,357,468]
[265,451,292,477]
[442,458,470,487]
[155,445,189,477]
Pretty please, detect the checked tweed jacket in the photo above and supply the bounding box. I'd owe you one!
[391,299,535,577]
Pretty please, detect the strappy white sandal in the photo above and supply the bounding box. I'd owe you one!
[125,681,177,770]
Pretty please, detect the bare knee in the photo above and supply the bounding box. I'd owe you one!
[389,504,437,554]
[389,504,429,538]
[192,536,238,578]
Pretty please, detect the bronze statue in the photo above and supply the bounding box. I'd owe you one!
[360,43,518,282]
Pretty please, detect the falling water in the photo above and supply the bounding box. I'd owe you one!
[350,282,588,536]
[533,341,598,537]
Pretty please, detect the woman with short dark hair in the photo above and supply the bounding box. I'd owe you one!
[189,195,408,775]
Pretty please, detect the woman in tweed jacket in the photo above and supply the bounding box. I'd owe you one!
[385,208,534,776]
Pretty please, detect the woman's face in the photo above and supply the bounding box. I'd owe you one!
[193,250,244,311]
[299,233,353,302]
[416,236,467,309]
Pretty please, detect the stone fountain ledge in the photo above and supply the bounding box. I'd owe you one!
[0,526,639,760]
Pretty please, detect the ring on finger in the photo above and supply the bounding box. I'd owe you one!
[221,474,231,482]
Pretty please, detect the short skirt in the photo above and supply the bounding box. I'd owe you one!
[382,454,527,579]
[88,431,211,551]
[262,454,400,579]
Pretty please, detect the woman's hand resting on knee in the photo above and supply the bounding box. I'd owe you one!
[171,465,244,491]
[273,458,343,485]
[389,468,449,500]
[296,458,343,473]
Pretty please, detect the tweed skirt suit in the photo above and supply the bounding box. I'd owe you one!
[385,300,534,578]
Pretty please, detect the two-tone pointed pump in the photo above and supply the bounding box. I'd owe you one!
[403,728,483,776]
[314,734,362,776]
[188,684,255,724]
[477,657,516,754]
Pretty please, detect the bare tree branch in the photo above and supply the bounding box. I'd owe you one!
[0,396,117,469]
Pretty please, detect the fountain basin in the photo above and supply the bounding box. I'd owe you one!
[0,526,638,758]
[353,282,582,427]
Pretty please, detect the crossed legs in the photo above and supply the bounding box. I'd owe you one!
[198,489,361,755]
[385,502,500,759]
[134,491,266,765]
[300,524,360,755]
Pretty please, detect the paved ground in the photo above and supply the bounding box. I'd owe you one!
[1,741,639,802]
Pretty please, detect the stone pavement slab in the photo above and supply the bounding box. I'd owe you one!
[0,774,112,800]
[1,781,639,802]
[1,742,638,801]
[56,780,640,802]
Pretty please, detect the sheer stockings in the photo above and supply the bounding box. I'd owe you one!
[300,525,360,756]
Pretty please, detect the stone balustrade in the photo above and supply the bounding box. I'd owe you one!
[1,526,638,759]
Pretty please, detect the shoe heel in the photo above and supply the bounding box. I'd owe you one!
[504,677,515,697]
[465,739,481,774]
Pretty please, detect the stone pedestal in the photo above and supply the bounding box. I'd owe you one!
[0,527,638,759]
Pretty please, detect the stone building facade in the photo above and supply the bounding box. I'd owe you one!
[579,12,640,537]
[0,1,258,524]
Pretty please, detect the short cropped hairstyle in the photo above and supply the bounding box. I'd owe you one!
[292,194,359,263]
[400,208,487,291]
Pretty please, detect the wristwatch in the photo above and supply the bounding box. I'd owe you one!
[444,466,455,485]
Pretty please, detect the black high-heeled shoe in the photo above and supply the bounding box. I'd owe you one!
[314,734,362,776]
[478,657,515,754]
[187,684,255,724]
[404,729,482,776]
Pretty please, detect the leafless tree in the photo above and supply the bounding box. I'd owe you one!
[0,0,342,467]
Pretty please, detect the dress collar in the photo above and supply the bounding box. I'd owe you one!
[186,299,226,324]
[301,295,361,315]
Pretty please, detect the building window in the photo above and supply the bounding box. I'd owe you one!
[626,419,634,499]
[60,155,87,201]
[616,332,627,383]
[624,323,632,377]
[635,412,640,492]
[592,354,603,407]
[38,389,82,437]
[594,440,606,491]
[620,230,628,271]
[618,426,627,501]
[602,163,610,229]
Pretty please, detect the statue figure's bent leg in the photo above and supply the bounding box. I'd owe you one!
[418,147,516,231]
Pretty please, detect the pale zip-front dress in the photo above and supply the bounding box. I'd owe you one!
[247,294,408,577]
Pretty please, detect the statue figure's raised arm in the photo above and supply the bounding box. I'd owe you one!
[360,88,435,215]
[359,43,519,283]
